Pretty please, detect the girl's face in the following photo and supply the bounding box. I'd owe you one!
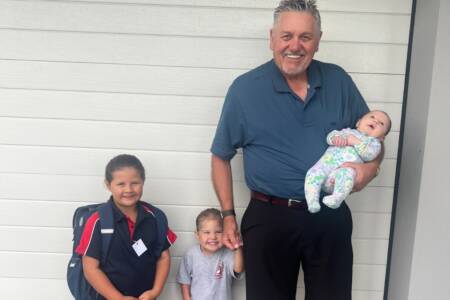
[106,167,144,211]
[196,218,223,255]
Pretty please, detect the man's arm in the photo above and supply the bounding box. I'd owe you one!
[211,154,242,250]
[342,143,384,191]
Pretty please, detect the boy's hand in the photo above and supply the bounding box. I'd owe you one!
[331,136,348,147]
[138,289,158,300]
[121,297,138,300]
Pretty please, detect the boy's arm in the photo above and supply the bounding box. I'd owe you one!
[233,247,244,275]
[180,284,192,300]
[138,249,171,300]
[82,256,137,300]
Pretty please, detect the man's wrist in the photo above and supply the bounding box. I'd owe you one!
[221,209,236,218]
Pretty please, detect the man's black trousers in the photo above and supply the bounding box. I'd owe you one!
[241,198,353,300]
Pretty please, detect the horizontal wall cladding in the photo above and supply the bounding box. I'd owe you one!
[0,0,410,43]
[0,29,408,74]
[0,173,394,212]
[0,279,384,300]
[0,60,405,101]
[0,227,389,265]
[0,200,392,239]
[0,252,386,291]
[69,0,412,14]
[0,0,411,299]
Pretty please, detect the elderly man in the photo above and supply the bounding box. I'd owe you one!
[211,1,381,299]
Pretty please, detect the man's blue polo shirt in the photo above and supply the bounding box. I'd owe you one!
[211,59,369,199]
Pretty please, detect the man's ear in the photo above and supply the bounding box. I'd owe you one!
[269,29,274,51]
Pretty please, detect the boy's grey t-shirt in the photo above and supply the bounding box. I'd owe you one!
[176,245,241,300]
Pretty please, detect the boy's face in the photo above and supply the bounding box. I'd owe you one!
[106,167,143,211]
[357,111,391,139]
[196,218,223,255]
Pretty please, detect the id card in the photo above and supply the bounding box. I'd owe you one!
[132,238,148,256]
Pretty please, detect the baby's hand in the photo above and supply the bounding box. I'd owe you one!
[346,134,362,146]
[331,136,348,147]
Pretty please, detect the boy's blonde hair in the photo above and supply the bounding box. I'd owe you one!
[195,208,223,231]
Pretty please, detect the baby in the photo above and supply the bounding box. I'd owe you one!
[305,110,391,213]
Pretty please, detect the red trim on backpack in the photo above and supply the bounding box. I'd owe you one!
[75,212,100,255]
[166,228,177,245]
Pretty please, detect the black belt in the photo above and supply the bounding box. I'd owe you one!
[251,190,307,209]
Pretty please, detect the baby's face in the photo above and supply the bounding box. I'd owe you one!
[357,111,391,139]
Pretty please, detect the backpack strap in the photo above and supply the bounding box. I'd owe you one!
[141,201,169,257]
[97,202,114,266]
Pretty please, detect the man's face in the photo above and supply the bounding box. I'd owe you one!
[270,11,322,79]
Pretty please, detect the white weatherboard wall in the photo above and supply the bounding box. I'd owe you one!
[0,1,411,299]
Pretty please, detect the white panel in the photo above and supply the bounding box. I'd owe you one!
[0,199,391,239]
[0,29,407,74]
[0,90,404,131]
[0,143,397,180]
[0,227,388,265]
[0,171,394,211]
[0,117,215,152]
[0,278,73,300]
[0,89,223,126]
[0,120,401,167]
[0,1,410,43]
[0,278,384,300]
[72,0,412,14]
[0,252,386,291]
[0,60,404,101]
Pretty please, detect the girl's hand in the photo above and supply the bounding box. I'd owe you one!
[138,289,158,300]
[331,136,348,147]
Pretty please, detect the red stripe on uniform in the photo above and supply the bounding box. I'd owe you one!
[166,228,177,245]
[75,212,100,255]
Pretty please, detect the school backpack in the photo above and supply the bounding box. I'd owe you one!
[67,200,170,300]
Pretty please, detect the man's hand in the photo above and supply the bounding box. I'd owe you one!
[341,161,378,192]
[222,216,243,250]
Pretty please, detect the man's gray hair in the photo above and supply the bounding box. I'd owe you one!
[274,0,321,31]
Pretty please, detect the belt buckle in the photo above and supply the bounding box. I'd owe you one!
[288,199,302,207]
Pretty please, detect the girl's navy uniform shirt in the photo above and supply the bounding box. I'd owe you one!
[76,199,175,297]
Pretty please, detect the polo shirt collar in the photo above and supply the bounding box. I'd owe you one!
[109,197,151,225]
[270,59,322,93]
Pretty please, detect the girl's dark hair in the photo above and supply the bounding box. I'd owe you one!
[105,154,146,183]
[195,208,223,231]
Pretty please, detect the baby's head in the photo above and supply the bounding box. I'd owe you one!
[356,110,391,140]
[195,208,224,255]
[104,154,146,209]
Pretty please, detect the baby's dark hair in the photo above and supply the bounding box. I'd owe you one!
[196,208,223,231]
[105,154,146,183]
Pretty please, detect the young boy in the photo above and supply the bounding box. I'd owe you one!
[177,208,244,300]
[75,154,176,300]
[305,110,392,213]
